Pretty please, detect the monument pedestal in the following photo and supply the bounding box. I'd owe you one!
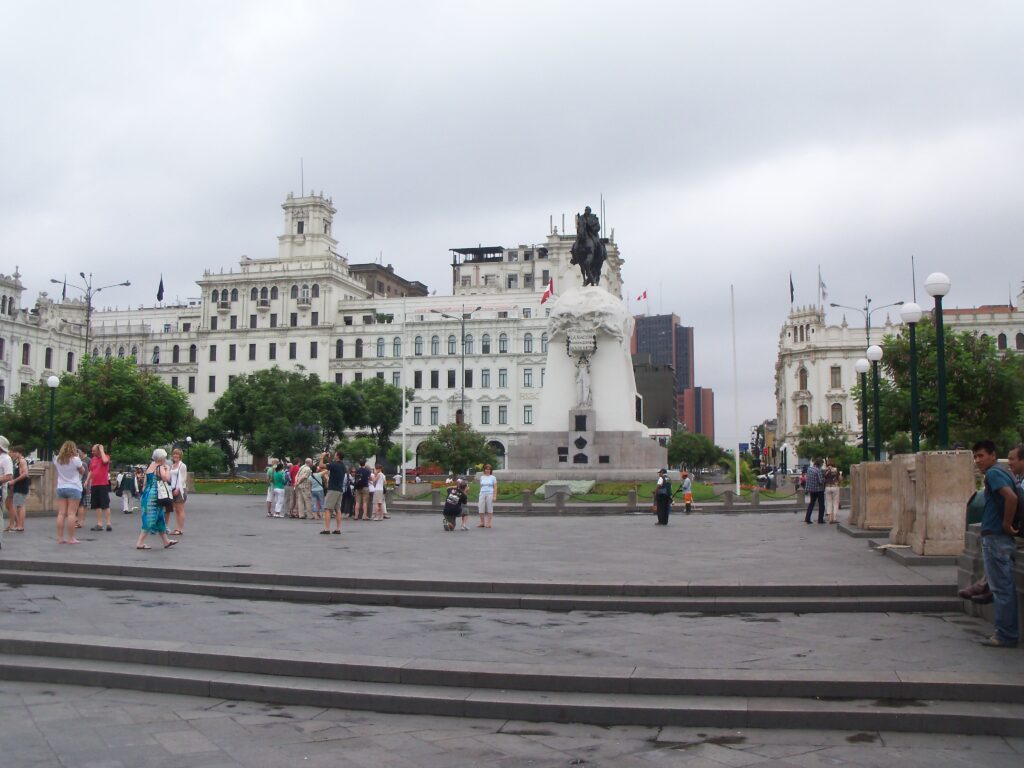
[850,462,893,530]
[909,451,974,556]
[889,454,917,545]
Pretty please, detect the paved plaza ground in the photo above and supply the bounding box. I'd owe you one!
[0,495,1021,767]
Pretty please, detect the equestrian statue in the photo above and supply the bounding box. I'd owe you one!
[570,206,606,287]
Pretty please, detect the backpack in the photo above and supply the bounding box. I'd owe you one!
[988,467,1024,537]
[656,478,672,497]
[443,488,463,515]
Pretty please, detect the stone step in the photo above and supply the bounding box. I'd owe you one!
[0,567,962,614]
[0,648,1021,735]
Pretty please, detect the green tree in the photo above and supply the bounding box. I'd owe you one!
[341,377,412,456]
[0,356,190,455]
[417,423,496,475]
[667,431,721,470]
[795,421,861,475]
[336,435,378,463]
[183,442,228,475]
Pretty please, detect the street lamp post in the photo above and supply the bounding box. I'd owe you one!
[854,358,870,462]
[829,295,905,346]
[866,345,883,461]
[50,273,131,357]
[899,302,923,452]
[186,436,192,466]
[46,375,59,461]
[925,272,951,450]
[430,304,482,420]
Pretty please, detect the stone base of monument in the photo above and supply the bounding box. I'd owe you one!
[506,408,666,473]
[849,462,893,530]
[908,451,974,556]
[888,454,917,545]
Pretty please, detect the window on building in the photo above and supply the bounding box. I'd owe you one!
[0,338,4,361]
[481,405,490,425]
[507,275,518,289]
[431,335,440,355]
[269,343,276,360]
[208,375,216,392]
[131,346,138,361]
[998,333,1008,351]
[498,368,508,388]
[20,343,29,365]
[296,220,304,235]
[481,368,490,388]
[464,370,473,388]
[308,341,317,359]
[498,405,508,424]
[447,335,457,355]
[522,307,532,319]
[336,339,344,358]
[393,337,401,357]
[228,315,237,330]
[311,312,318,326]
[45,347,53,369]
[229,344,236,361]
[289,342,297,360]
[541,367,545,386]
[830,366,841,389]
[376,371,384,381]
[798,404,809,426]
[523,333,533,353]
[831,403,843,424]
[188,376,195,394]
[152,346,160,364]
[335,372,343,384]
[430,406,439,426]
[171,376,178,389]
[210,316,218,331]
[377,338,385,357]
[798,368,808,390]
[464,334,474,355]
[290,313,297,327]
[498,333,508,353]
[392,371,400,386]
[523,368,533,387]
[270,286,279,300]
[66,352,74,372]
[209,345,216,362]
[414,370,423,388]
[230,288,238,302]
[249,344,256,361]
[355,339,363,358]
[523,405,533,425]
[482,334,491,354]
[413,407,422,425]
[260,287,268,300]
[1017,332,1024,351]
[414,336,423,356]
[212,289,219,303]
[250,287,258,301]
[172,345,180,363]
[541,333,548,353]
[430,370,439,388]
[189,344,197,363]
[249,314,257,329]
[312,284,320,298]
[290,285,299,299]
[270,313,277,328]
[447,370,456,388]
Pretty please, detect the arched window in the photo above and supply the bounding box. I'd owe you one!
[250,287,258,301]
[831,403,843,424]
[541,333,548,353]
[523,333,533,354]
[21,343,31,365]
[464,334,474,355]
[431,335,440,355]
[798,404,809,426]
[301,284,310,301]
[171,345,179,363]
[189,344,197,363]
[799,326,805,342]
[1017,332,1024,351]
[130,346,138,361]
[311,284,320,298]
[66,352,74,372]
[92,346,100,357]
[997,333,1007,350]
[211,289,219,303]
[447,335,457,355]
[980,333,989,341]
[103,346,112,358]
[1,297,5,314]
[230,288,239,302]
[335,339,344,359]
[376,337,385,357]
[260,287,268,300]
[393,337,402,357]
[7,297,14,315]
[270,286,279,300]
[290,285,299,299]
[482,334,491,354]
[498,333,508,354]
[355,339,364,359]
[798,368,808,390]
[414,336,423,356]
[117,346,125,358]
[152,346,160,364]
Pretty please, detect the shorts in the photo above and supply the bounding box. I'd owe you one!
[324,490,343,511]
[478,494,494,515]
[57,487,82,500]
[12,493,27,507]
[266,487,274,503]
[80,488,91,507]
[356,487,370,504]
[90,486,111,509]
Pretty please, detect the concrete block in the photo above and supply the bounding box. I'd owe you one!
[854,461,893,530]
[910,451,974,556]
[889,454,917,545]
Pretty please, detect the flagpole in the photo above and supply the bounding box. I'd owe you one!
[401,296,407,495]
[731,284,740,496]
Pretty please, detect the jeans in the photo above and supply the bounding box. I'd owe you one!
[311,489,325,516]
[982,534,1019,645]
[804,491,825,522]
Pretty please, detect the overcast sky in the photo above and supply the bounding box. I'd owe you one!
[2,1,1022,445]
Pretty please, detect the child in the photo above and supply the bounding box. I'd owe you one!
[442,479,468,532]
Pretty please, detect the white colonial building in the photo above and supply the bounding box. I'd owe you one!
[775,291,1024,468]
[2,192,625,468]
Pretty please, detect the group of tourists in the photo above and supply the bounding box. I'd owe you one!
[441,463,497,531]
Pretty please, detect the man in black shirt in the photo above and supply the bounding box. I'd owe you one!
[318,451,347,535]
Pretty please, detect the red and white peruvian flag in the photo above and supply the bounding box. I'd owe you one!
[636,290,647,301]
[541,278,555,304]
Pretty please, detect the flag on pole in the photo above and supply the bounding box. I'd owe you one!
[789,273,794,304]
[540,277,555,304]
[818,266,828,303]
[157,275,164,302]
[636,290,647,301]
[61,275,67,301]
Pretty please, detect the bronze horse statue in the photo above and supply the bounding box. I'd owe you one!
[570,206,606,287]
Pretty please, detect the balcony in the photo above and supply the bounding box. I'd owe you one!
[297,295,311,307]
[216,300,231,313]
[256,299,271,311]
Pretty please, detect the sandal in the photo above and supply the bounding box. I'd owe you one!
[319,530,331,535]
[164,540,178,549]
[170,529,183,536]
[136,544,152,550]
